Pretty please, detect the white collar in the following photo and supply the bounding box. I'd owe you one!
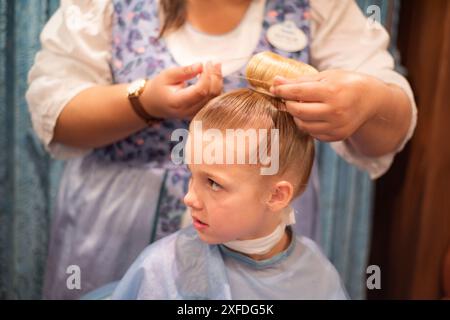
[223,206,295,255]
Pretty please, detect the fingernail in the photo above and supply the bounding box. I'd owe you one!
[191,63,203,72]
[214,63,222,73]
[273,76,286,84]
[269,86,276,94]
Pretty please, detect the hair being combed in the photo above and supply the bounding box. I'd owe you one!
[192,89,315,198]
[246,51,318,92]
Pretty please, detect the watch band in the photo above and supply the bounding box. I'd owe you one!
[129,95,163,126]
[128,79,163,126]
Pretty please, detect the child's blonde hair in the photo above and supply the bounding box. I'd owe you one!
[191,88,315,198]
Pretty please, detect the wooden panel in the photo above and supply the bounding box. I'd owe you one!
[369,0,450,299]
[444,247,450,299]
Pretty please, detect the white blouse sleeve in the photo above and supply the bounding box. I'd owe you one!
[310,0,417,179]
[26,0,114,159]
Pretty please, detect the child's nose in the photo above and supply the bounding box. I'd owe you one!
[184,181,202,210]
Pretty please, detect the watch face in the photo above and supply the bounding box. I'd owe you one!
[128,79,146,96]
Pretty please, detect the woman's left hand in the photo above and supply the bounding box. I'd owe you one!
[270,69,386,142]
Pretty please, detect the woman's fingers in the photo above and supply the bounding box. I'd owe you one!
[284,100,341,140]
[285,101,331,122]
[293,118,341,142]
[174,62,214,107]
[209,63,223,97]
[176,62,225,118]
[293,118,330,134]
[293,117,348,142]
[163,63,203,83]
[271,81,329,102]
[272,74,321,86]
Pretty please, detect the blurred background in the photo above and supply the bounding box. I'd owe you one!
[0,0,449,300]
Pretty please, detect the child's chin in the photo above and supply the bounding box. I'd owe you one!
[197,233,222,245]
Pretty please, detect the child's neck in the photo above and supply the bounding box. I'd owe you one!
[245,228,292,261]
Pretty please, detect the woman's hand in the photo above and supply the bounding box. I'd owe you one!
[270,69,385,142]
[142,61,223,120]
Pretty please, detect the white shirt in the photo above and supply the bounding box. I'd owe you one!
[26,0,417,179]
[165,0,265,76]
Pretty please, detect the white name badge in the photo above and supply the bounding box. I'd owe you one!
[266,21,308,52]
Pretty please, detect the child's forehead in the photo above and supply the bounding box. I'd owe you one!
[185,122,282,174]
[187,126,268,147]
[187,161,260,178]
[189,120,269,133]
[195,134,256,152]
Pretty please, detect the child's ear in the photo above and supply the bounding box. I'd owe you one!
[266,181,293,212]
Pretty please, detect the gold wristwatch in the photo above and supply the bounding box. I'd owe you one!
[127,79,163,126]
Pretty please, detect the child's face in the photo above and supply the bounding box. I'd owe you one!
[183,131,280,245]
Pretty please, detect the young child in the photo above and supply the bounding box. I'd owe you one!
[112,89,348,300]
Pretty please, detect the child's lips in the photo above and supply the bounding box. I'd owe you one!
[192,216,209,230]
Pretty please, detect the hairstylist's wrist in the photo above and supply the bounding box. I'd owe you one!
[140,78,170,119]
[128,79,164,126]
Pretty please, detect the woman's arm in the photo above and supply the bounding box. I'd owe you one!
[54,63,222,149]
[269,0,418,178]
[27,1,222,152]
[271,70,413,157]
[26,0,116,158]
[346,80,412,157]
[53,83,146,149]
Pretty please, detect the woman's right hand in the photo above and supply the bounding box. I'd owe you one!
[141,61,223,120]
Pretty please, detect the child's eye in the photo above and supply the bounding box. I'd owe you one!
[207,178,222,191]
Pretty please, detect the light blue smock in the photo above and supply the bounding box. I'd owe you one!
[112,226,348,300]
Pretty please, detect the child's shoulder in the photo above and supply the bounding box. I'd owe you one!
[296,236,328,259]
[293,235,348,299]
[295,235,336,271]
[112,227,204,299]
[136,227,198,266]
